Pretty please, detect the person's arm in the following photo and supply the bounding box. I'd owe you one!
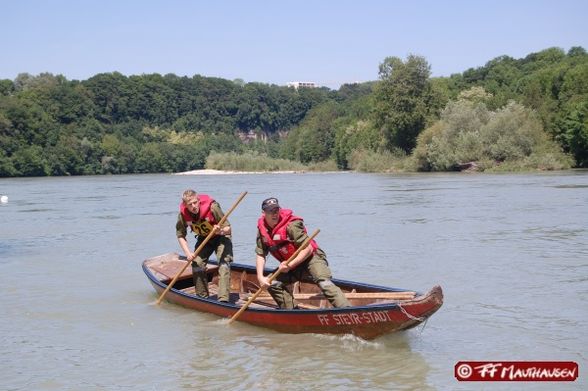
[176,213,195,261]
[256,254,270,288]
[211,202,231,236]
[279,220,312,272]
[255,231,270,287]
[177,236,196,262]
[278,245,312,273]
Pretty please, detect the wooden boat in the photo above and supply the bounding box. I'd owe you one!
[143,253,443,340]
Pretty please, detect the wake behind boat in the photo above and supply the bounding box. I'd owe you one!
[143,252,443,340]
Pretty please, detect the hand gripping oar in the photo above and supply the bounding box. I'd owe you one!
[228,229,320,323]
[156,191,248,305]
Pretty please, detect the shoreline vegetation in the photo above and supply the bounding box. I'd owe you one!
[0,46,585,178]
[197,148,572,175]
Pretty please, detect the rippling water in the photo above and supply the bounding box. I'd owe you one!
[1,171,586,390]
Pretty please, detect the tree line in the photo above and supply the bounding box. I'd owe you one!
[0,46,586,177]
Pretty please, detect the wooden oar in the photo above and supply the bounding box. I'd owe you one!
[156,191,248,305]
[228,229,320,323]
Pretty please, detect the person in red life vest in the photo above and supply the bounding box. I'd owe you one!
[255,197,350,309]
[176,189,233,302]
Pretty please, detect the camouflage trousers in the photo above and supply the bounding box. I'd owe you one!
[268,253,350,309]
[191,235,233,302]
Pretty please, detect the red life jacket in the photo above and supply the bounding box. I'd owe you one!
[257,208,317,262]
[179,194,217,236]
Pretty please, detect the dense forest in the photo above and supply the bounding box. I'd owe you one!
[1,46,586,177]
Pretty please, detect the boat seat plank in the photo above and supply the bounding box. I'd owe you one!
[297,302,320,310]
[150,261,219,282]
[236,295,320,310]
[254,291,416,300]
[235,298,278,310]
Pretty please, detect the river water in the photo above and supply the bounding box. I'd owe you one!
[0,171,586,390]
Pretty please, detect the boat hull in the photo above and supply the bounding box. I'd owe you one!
[143,253,443,340]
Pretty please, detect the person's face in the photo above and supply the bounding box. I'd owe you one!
[263,208,280,228]
[185,196,200,215]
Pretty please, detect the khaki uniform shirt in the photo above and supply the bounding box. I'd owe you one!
[176,201,229,239]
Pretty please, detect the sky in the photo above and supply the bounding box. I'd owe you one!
[1,0,587,89]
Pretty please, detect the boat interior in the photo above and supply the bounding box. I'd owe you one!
[145,254,417,310]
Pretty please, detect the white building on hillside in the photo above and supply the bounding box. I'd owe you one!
[287,81,317,89]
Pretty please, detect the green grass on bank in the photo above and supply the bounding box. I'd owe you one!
[205,151,339,172]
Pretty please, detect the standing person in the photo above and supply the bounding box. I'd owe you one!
[176,189,233,302]
[255,197,350,309]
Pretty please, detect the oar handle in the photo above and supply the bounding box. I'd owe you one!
[156,191,248,305]
[228,229,320,324]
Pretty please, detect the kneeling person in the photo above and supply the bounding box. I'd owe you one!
[255,197,350,309]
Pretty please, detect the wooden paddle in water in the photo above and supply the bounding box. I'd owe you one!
[228,229,320,323]
[156,191,248,305]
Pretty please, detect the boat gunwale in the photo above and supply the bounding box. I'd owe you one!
[142,258,431,314]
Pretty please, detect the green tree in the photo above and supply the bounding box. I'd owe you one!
[281,102,341,163]
[0,79,14,96]
[556,101,588,166]
[135,143,168,173]
[374,54,432,152]
[83,72,132,123]
[333,120,381,169]
[46,135,86,175]
[413,97,572,171]
[0,149,16,176]
[11,145,48,176]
